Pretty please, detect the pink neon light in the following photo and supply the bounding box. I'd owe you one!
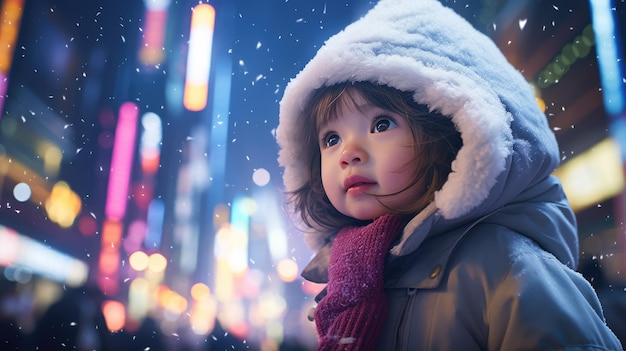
[105,102,139,220]
[0,73,8,118]
[0,226,19,267]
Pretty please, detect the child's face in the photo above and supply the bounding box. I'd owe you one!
[318,93,425,220]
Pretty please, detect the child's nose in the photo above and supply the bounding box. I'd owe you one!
[340,139,367,167]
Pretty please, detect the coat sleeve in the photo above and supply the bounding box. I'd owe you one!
[485,232,623,350]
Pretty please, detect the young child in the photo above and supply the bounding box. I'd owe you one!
[276,0,623,350]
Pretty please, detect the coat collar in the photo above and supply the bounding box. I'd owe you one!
[301,211,494,288]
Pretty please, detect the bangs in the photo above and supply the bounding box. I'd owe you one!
[312,83,365,132]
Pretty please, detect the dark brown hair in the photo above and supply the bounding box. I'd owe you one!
[287,81,462,233]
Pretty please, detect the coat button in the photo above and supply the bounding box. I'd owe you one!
[429,265,442,279]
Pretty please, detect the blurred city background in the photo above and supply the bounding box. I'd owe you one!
[0,0,624,350]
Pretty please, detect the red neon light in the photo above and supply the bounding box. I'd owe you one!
[139,10,167,65]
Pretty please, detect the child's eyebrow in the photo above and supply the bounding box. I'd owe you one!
[316,119,332,137]
[315,110,338,132]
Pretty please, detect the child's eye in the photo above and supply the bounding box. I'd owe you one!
[372,117,397,133]
[321,133,340,148]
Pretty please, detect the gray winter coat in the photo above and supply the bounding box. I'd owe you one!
[379,177,619,350]
[276,0,623,349]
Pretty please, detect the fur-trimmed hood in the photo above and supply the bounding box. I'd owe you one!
[276,0,577,267]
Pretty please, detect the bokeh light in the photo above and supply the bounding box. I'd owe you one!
[276,258,299,283]
[148,252,167,273]
[102,300,126,332]
[252,168,270,187]
[12,182,31,202]
[129,251,150,271]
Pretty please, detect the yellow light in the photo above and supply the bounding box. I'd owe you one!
[227,228,248,276]
[214,255,234,301]
[0,0,24,73]
[148,252,167,273]
[40,143,62,176]
[553,138,624,211]
[102,300,126,332]
[189,293,217,335]
[0,156,49,204]
[183,4,215,111]
[257,291,287,320]
[190,283,211,301]
[129,251,150,271]
[44,181,82,228]
[183,82,208,112]
[157,286,188,315]
[190,311,214,335]
[215,224,249,276]
[276,258,299,283]
[128,278,150,321]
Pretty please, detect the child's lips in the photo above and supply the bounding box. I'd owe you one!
[344,175,376,194]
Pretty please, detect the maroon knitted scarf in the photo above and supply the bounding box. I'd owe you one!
[313,214,407,350]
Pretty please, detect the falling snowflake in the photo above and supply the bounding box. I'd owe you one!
[518,18,527,30]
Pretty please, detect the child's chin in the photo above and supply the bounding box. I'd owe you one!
[347,210,387,222]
